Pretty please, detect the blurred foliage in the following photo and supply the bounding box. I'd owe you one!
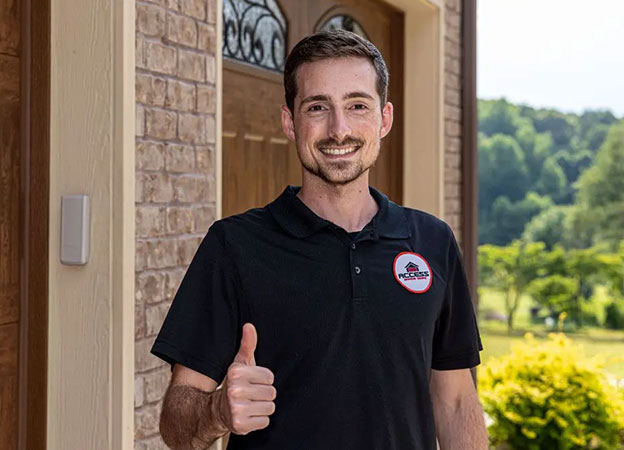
[479,244,624,330]
[478,98,621,247]
[574,122,624,248]
[479,333,624,449]
[478,241,547,330]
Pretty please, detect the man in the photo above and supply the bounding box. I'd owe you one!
[152,30,488,450]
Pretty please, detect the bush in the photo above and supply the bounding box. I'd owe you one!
[479,333,624,449]
[604,300,624,330]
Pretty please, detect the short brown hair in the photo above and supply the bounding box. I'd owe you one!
[284,29,389,113]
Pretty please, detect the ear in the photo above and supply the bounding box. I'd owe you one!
[380,101,394,139]
[281,105,296,141]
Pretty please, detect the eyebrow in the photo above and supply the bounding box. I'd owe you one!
[299,91,376,109]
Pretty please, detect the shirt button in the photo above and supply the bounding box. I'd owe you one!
[351,243,356,250]
[354,266,361,274]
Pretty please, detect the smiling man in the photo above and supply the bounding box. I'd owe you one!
[152,30,488,450]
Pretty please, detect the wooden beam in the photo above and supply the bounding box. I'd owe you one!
[461,0,479,307]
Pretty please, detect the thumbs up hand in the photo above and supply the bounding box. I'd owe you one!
[218,323,277,435]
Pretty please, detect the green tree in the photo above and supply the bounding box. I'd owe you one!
[535,156,567,202]
[479,192,551,245]
[527,275,578,318]
[579,110,617,151]
[522,205,569,249]
[478,241,547,331]
[531,109,578,149]
[575,121,624,247]
[479,98,522,136]
[479,134,530,205]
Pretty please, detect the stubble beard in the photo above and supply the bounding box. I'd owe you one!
[298,137,379,186]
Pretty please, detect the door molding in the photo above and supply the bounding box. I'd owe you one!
[383,0,445,217]
[47,0,135,447]
[18,0,50,447]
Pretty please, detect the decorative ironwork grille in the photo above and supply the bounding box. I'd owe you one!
[223,0,287,72]
[318,14,369,40]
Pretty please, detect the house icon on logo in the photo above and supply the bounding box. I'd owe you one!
[405,262,419,272]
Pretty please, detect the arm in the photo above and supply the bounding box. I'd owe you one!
[429,368,488,450]
[160,365,228,450]
[160,324,277,450]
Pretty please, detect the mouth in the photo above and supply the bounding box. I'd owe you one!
[318,145,361,157]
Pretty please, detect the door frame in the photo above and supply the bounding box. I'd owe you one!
[45,0,136,447]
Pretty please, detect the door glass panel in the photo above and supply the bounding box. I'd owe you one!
[223,0,287,72]
[318,14,369,40]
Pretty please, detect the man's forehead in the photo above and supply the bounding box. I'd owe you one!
[295,56,378,100]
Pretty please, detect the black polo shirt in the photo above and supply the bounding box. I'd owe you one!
[152,185,482,450]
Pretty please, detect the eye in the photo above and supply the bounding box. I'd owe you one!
[350,103,368,110]
[308,104,327,112]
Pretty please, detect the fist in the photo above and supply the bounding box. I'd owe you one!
[219,323,277,435]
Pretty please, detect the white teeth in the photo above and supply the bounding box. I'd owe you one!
[320,147,358,155]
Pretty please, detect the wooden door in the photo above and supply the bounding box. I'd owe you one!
[1,0,49,447]
[222,0,404,217]
[1,0,23,446]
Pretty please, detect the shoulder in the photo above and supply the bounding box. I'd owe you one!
[207,205,279,245]
[398,204,455,242]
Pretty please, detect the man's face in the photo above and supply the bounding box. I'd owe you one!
[281,57,393,186]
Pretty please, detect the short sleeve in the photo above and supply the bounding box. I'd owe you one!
[431,225,483,370]
[151,222,242,383]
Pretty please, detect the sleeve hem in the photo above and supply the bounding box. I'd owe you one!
[431,350,481,370]
[151,339,228,383]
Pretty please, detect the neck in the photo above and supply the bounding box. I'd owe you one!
[297,172,379,233]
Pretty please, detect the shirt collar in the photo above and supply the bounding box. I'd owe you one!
[268,185,410,240]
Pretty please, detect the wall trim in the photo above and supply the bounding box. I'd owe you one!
[389,0,445,216]
[47,0,135,447]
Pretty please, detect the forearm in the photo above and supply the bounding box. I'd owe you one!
[433,393,488,450]
[160,384,229,450]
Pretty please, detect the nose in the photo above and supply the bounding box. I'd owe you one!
[328,108,352,143]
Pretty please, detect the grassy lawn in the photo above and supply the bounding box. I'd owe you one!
[477,287,624,379]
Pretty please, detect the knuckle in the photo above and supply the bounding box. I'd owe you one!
[232,417,246,433]
[228,365,243,380]
[228,385,244,399]
[230,402,245,417]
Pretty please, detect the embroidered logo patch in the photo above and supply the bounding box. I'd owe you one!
[393,252,433,293]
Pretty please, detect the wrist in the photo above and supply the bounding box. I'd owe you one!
[209,387,230,435]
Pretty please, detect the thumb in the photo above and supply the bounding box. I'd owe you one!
[234,323,257,366]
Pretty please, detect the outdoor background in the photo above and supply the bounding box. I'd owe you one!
[476,0,624,447]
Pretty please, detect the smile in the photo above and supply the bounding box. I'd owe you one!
[319,146,360,156]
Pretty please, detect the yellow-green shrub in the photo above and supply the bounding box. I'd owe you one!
[478,333,624,449]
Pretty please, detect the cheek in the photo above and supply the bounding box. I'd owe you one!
[353,117,382,140]
[295,122,323,144]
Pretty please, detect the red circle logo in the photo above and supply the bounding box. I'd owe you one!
[393,252,433,293]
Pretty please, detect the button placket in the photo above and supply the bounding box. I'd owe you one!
[349,241,368,300]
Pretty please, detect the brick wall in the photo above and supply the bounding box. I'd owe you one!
[134,0,218,448]
[443,0,464,248]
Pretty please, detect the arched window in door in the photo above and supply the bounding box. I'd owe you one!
[223,0,287,72]
[318,14,369,40]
